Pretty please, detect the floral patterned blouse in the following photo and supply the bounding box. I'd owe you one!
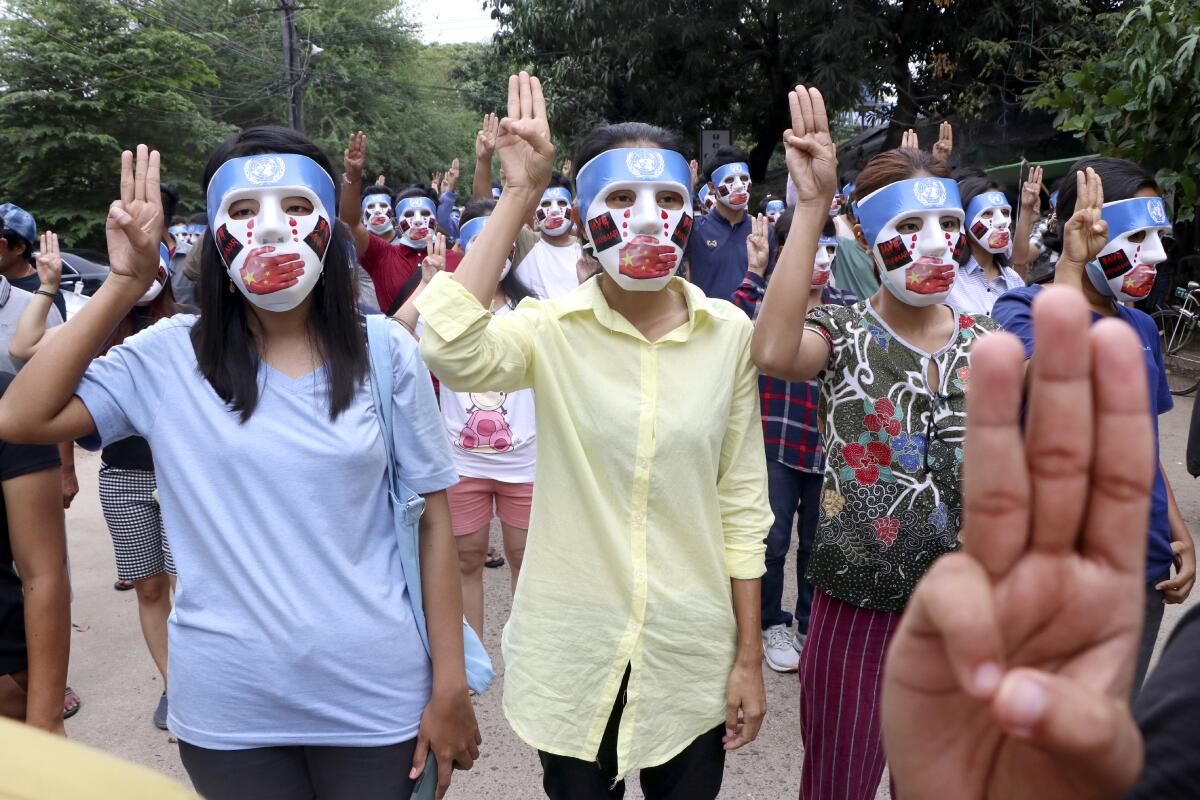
[804,300,998,612]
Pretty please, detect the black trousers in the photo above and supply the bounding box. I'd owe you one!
[538,667,726,800]
[178,738,417,800]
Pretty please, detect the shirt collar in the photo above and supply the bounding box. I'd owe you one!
[555,275,730,342]
[963,256,985,276]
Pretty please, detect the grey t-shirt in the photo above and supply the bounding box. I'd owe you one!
[0,278,64,374]
[76,315,458,748]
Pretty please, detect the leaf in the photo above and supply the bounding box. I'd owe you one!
[877,467,897,483]
[859,432,871,445]
[840,467,856,482]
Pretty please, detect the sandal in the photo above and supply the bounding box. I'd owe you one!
[484,547,505,569]
[63,686,81,720]
[113,579,135,591]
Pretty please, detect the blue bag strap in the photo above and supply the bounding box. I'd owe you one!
[365,314,432,655]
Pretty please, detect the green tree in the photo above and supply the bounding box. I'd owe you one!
[1027,0,1200,219]
[0,0,234,245]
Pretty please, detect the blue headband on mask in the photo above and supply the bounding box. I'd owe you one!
[576,147,692,216]
[491,186,502,200]
[697,185,710,204]
[206,154,336,233]
[360,190,392,213]
[818,235,839,248]
[159,242,172,276]
[855,177,963,249]
[395,196,437,219]
[711,162,750,187]
[186,223,205,235]
[541,186,572,204]
[1100,196,1171,240]
[168,224,187,237]
[458,215,488,253]
[965,190,1010,225]
[765,199,785,214]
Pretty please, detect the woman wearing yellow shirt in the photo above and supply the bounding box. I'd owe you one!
[416,72,771,799]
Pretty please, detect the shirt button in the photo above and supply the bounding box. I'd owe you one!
[639,458,649,469]
[642,403,652,413]
[633,513,643,524]
[634,570,646,581]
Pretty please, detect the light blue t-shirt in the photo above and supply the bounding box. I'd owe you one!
[76,315,458,749]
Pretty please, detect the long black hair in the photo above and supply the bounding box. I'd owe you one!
[1042,157,1157,254]
[192,125,367,423]
[459,199,538,306]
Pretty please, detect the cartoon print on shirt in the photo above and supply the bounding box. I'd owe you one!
[457,391,514,453]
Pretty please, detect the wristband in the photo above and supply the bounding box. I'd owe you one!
[35,289,57,299]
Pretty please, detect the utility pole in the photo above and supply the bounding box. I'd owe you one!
[277,0,308,133]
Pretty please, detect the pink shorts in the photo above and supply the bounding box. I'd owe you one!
[447,476,533,535]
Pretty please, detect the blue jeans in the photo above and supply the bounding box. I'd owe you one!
[761,460,822,634]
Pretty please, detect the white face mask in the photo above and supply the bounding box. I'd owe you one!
[362,193,394,236]
[535,188,573,237]
[396,197,436,249]
[576,148,693,293]
[812,238,838,287]
[711,161,751,211]
[1086,196,1171,303]
[137,244,171,306]
[966,191,1012,255]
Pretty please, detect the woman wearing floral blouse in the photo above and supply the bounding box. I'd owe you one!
[752,86,995,800]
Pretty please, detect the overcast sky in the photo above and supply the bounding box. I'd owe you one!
[416,0,499,44]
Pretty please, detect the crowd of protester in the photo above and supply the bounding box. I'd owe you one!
[0,70,1197,799]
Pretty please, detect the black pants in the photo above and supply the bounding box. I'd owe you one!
[538,668,726,799]
[178,738,417,800]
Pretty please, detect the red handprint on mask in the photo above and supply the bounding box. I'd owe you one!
[617,236,677,280]
[239,246,305,295]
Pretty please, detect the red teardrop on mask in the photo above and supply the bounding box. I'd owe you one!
[289,218,297,227]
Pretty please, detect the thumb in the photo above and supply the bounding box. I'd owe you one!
[992,668,1142,790]
[109,204,153,250]
[409,733,429,780]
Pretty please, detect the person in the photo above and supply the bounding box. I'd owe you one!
[0,132,480,799]
[991,159,1195,698]
[685,147,776,300]
[0,372,70,736]
[171,212,207,307]
[396,201,538,638]
[732,211,857,674]
[945,177,1025,314]
[751,85,997,800]
[827,195,880,300]
[1009,164,1044,277]
[515,173,584,299]
[416,72,769,799]
[0,206,66,320]
[879,285,1155,800]
[339,131,464,317]
[696,183,715,215]
[764,197,785,225]
[360,182,398,243]
[435,158,463,243]
[10,231,178,729]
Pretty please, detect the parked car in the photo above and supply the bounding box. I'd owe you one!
[59,249,110,295]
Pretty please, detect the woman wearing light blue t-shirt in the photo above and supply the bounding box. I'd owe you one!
[0,131,481,799]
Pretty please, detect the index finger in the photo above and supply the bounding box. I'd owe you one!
[120,149,134,206]
[788,88,803,135]
[809,87,829,135]
[146,148,161,210]
[797,84,816,135]
[133,144,148,203]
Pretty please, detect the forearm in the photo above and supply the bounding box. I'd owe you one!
[730,578,762,666]
[393,280,429,336]
[751,204,826,378]
[9,293,56,361]
[22,567,71,729]
[339,172,370,257]
[419,491,468,695]
[0,277,140,441]
[731,273,765,317]
[1163,466,1189,541]
[1010,208,1037,279]
[471,155,493,202]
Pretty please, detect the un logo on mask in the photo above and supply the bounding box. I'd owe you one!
[1149,198,1168,225]
[912,179,948,208]
[626,150,665,179]
[243,156,287,186]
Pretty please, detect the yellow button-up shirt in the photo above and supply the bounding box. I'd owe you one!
[417,273,769,776]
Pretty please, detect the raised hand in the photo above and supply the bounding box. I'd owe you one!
[475,112,499,161]
[689,158,700,189]
[444,158,461,192]
[1061,167,1108,268]
[105,144,163,289]
[901,128,919,150]
[933,121,953,162]
[559,158,572,178]
[745,213,770,276]
[495,72,555,196]
[783,85,837,211]
[882,286,1149,800]
[374,174,387,187]
[1021,165,1044,214]
[344,131,367,182]
[421,233,446,283]
[36,231,63,294]
[431,171,443,193]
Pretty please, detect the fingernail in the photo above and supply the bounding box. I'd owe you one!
[1001,674,1047,734]
[971,662,1002,698]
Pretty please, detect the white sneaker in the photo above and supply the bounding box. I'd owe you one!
[762,624,800,672]
[792,631,807,656]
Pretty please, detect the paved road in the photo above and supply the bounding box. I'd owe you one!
[61,396,1200,798]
